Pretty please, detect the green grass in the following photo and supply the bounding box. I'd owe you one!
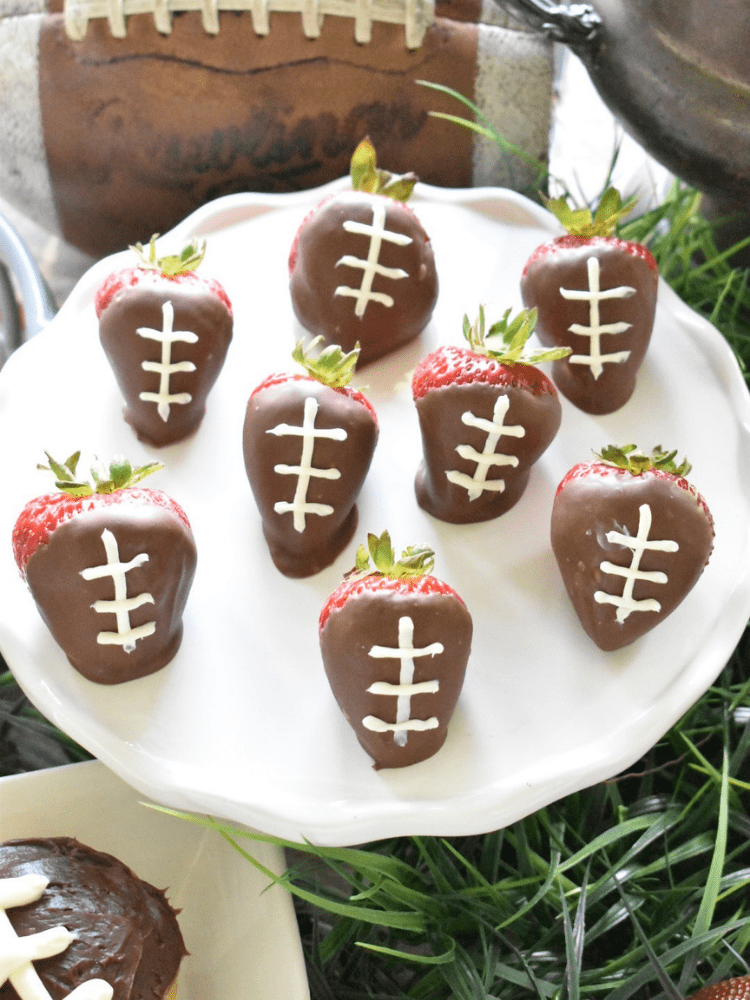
[159,633,750,999]
[2,171,749,1000]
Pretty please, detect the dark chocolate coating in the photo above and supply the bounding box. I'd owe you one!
[320,588,472,768]
[0,837,186,1000]
[24,504,197,684]
[289,191,438,366]
[551,470,714,651]
[99,282,233,446]
[414,380,562,523]
[521,241,658,414]
[243,378,378,577]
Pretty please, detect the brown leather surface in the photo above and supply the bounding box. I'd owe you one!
[39,11,477,257]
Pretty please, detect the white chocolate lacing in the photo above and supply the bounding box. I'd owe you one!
[559,256,635,380]
[445,394,525,501]
[0,874,113,1000]
[63,0,434,47]
[335,202,413,317]
[80,528,156,652]
[267,394,347,533]
[363,615,442,747]
[594,503,679,625]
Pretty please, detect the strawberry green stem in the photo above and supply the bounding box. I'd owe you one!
[292,337,361,389]
[349,138,417,202]
[38,452,164,496]
[129,234,207,275]
[595,444,692,477]
[463,306,570,366]
[351,531,435,580]
[544,186,638,238]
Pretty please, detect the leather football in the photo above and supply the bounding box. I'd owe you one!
[0,0,552,257]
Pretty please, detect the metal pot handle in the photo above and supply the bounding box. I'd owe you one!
[0,212,58,367]
[494,0,601,55]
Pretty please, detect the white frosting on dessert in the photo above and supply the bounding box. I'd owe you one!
[80,528,156,651]
[446,394,525,500]
[364,615,442,745]
[0,873,113,1000]
[594,503,679,623]
[137,300,198,421]
[334,201,412,317]
[560,256,635,378]
[267,395,347,532]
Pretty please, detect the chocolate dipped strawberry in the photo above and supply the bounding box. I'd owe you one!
[521,189,658,414]
[319,531,472,769]
[243,338,378,578]
[96,236,233,446]
[412,307,569,523]
[551,445,714,651]
[12,453,197,684]
[289,138,438,366]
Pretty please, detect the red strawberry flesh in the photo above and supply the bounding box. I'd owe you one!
[522,234,658,278]
[320,571,465,630]
[251,371,378,424]
[557,461,715,529]
[95,267,232,318]
[13,488,192,577]
[412,345,557,399]
[551,461,714,650]
[319,569,472,768]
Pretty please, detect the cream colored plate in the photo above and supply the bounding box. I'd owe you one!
[0,760,309,998]
[1,180,749,845]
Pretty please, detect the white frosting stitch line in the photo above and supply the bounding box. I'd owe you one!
[560,256,635,379]
[137,300,198,421]
[594,503,679,624]
[0,873,113,1000]
[334,201,412,316]
[446,394,525,500]
[80,528,156,652]
[363,615,442,746]
[267,395,347,532]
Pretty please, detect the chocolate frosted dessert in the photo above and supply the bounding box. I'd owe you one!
[12,455,197,684]
[319,532,472,769]
[412,308,566,523]
[551,446,714,651]
[243,340,378,578]
[0,837,186,1000]
[288,140,438,366]
[96,237,233,447]
[521,189,658,415]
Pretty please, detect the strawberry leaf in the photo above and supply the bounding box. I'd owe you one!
[350,137,379,191]
[379,173,418,203]
[595,444,692,477]
[544,187,638,238]
[464,307,571,366]
[38,451,81,484]
[55,481,95,497]
[393,544,436,579]
[368,531,397,575]
[354,544,371,575]
[130,234,207,276]
[125,460,165,487]
[38,453,164,495]
[292,337,361,389]
[349,531,436,580]
[349,138,416,202]
[109,457,133,491]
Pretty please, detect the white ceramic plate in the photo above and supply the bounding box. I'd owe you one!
[1,181,749,846]
[0,760,309,999]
